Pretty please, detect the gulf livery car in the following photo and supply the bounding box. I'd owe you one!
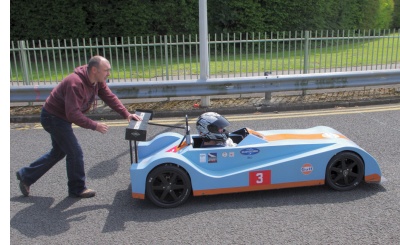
[125,111,382,208]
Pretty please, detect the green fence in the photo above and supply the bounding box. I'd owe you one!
[10,29,400,86]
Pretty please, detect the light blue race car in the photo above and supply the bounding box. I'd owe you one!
[125,111,383,208]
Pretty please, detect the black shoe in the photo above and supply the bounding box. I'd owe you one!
[16,172,30,197]
[69,188,96,198]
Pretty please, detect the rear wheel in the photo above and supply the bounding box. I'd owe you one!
[146,165,191,208]
[325,152,364,191]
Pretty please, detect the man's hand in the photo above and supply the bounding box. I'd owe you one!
[128,114,142,122]
[95,122,109,134]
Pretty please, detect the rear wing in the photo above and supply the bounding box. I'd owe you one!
[125,110,153,141]
[125,110,153,164]
[125,110,190,164]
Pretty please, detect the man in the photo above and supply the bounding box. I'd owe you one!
[16,55,141,198]
[196,112,237,147]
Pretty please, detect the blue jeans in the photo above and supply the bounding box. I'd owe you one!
[17,108,86,195]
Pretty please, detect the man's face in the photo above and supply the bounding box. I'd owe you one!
[94,60,111,83]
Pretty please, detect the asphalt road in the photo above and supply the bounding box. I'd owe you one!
[10,104,400,244]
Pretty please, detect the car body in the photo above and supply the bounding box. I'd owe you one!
[126,112,382,208]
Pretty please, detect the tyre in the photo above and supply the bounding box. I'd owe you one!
[325,152,364,191]
[146,165,192,208]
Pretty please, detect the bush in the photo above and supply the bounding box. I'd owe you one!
[10,0,396,41]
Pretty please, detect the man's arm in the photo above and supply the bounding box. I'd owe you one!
[97,82,131,119]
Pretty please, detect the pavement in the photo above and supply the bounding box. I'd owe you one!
[10,85,400,123]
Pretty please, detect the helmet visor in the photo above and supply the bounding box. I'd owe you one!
[207,116,230,133]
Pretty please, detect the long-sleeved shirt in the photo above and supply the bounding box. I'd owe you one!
[43,65,130,130]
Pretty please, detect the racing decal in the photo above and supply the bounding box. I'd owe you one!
[208,153,217,163]
[301,163,313,175]
[222,152,235,158]
[246,128,265,139]
[166,141,189,153]
[249,170,271,186]
[240,148,260,155]
[133,113,145,129]
[265,133,347,141]
[322,133,340,139]
[166,146,178,152]
[200,153,206,163]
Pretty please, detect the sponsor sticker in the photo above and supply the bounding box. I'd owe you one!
[133,121,142,129]
[199,153,206,163]
[208,153,217,163]
[301,163,313,175]
[229,152,235,157]
[133,113,145,129]
[222,152,228,157]
[240,148,260,155]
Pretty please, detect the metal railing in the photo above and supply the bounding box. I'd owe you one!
[10,29,400,86]
[10,70,400,102]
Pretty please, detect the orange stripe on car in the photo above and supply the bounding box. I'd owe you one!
[192,180,325,196]
[133,174,380,200]
[365,174,381,183]
[132,193,145,199]
[265,133,347,141]
[246,128,348,141]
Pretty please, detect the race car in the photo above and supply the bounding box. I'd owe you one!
[125,111,383,208]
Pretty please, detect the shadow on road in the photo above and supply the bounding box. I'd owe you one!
[10,181,386,236]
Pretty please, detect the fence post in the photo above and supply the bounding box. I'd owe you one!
[303,30,310,74]
[264,72,272,102]
[302,30,310,96]
[19,40,30,86]
[164,35,169,80]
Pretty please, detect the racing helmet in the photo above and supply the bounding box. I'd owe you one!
[196,112,230,141]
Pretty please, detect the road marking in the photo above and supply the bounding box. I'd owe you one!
[107,104,400,126]
[12,104,400,130]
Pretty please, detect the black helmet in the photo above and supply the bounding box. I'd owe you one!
[196,112,230,141]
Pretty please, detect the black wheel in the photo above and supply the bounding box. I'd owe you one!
[326,152,364,191]
[146,165,191,208]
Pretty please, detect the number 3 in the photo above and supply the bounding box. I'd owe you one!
[249,170,271,186]
[256,173,263,184]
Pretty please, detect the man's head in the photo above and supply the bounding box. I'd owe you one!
[87,56,111,84]
[196,112,230,141]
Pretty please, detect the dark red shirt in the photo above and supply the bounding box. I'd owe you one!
[43,65,130,130]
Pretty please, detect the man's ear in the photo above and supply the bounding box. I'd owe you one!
[91,66,97,74]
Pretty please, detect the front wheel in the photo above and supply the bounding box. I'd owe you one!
[146,165,191,208]
[325,152,364,191]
